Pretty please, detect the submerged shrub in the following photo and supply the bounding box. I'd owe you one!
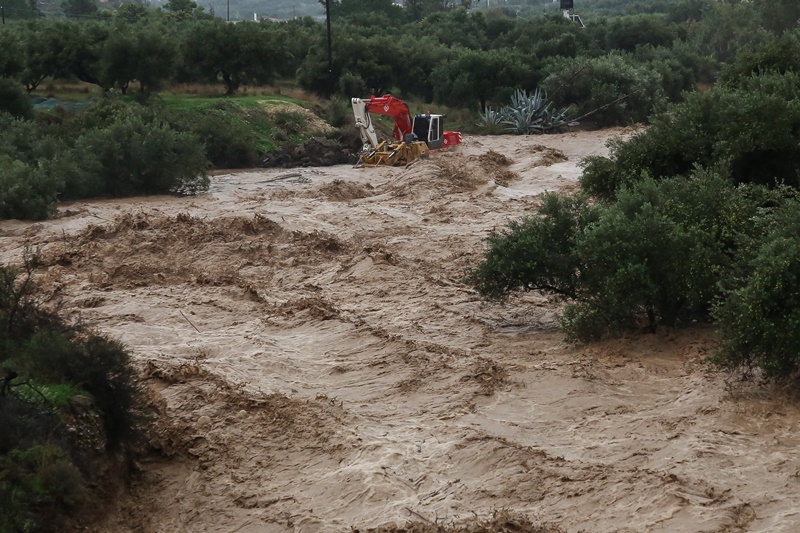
[469,170,767,341]
[466,192,597,301]
[0,99,210,220]
[71,114,208,197]
[167,102,261,169]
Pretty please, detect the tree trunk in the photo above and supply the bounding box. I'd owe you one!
[647,307,657,333]
[26,75,47,94]
[222,71,238,95]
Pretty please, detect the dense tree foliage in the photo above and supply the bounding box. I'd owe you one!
[98,24,176,94]
[181,20,287,94]
[0,0,777,121]
[468,172,770,340]
[713,199,800,378]
[543,53,667,126]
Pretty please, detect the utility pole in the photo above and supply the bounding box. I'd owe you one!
[227,0,229,21]
[1,6,5,25]
[325,0,333,78]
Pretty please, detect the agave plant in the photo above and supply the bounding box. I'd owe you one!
[476,106,505,126]
[509,88,545,114]
[477,88,572,135]
[500,104,538,134]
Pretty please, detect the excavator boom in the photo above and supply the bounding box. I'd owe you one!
[363,95,414,140]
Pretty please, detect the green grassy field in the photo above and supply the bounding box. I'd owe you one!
[157,92,306,111]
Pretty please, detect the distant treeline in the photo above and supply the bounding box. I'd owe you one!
[2,0,795,119]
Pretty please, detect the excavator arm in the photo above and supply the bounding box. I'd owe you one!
[351,97,379,152]
[351,95,414,151]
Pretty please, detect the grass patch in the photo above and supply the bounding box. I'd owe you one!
[158,92,305,112]
[19,383,84,408]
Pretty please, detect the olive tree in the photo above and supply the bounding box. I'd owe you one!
[182,20,287,94]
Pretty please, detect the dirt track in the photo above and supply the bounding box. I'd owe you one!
[2,130,800,532]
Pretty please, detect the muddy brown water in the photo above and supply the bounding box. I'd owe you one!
[2,130,799,532]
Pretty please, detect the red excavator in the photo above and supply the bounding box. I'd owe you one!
[351,95,462,166]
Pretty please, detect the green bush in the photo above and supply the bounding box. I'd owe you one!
[466,192,597,301]
[565,172,748,338]
[0,111,40,160]
[469,171,768,341]
[337,71,368,99]
[0,158,63,221]
[0,77,32,119]
[55,99,210,197]
[169,106,260,169]
[719,30,800,86]
[2,261,142,452]
[0,444,87,532]
[690,0,765,64]
[635,41,714,100]
[581,72,800,199]
[16,331,139,451]
[69,115,208,197]
[46,148,105,200]
[324,97,352,129]
[0,115,73,216]
[604,14,680,53]
[713,199,800,378]
[0,99,211,220]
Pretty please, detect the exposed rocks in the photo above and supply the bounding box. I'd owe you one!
[262,137,357,168]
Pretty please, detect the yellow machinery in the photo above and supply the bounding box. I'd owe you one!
[357,140,430,167]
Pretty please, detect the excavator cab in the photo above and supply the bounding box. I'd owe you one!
[412,115,444,149]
